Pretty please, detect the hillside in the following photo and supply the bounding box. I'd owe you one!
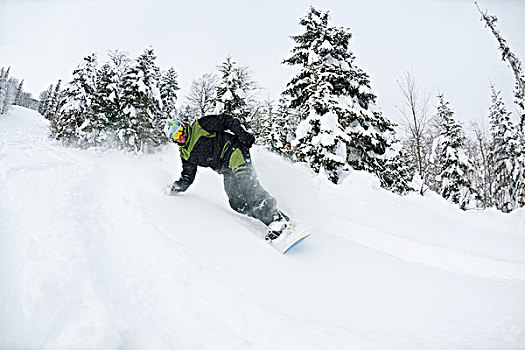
[1,106,525,349]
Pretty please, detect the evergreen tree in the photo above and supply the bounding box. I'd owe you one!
[38,84,54,118]
[282,6,398,185]
[266,95,299,157]
[0,68,28,115]
[0,68,4,114]
[3,79,18,115]
[517,151,525,209]
[430,95,477,209]
[290,64,349,183]
[382,142,416,195]
[214,56,256,128]
[14,79,24,106]
[119,48,164,152]
[50,53,98,144]
[38,90,47,115]
[160,67,180,119]
[47,48,178,152]
[488,86,524,212]
[48,80,62,118]
[0,67,4,91]
[83,64,117,147]
[0,67,11,115]
[94,51,129,137]
[256,98,275,146]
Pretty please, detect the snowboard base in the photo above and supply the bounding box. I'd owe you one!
[268,220,310,254]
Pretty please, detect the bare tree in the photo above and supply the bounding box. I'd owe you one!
[186,72,219,118]
[395,69,432,193]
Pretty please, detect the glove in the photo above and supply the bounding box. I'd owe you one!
[169,181,184,195]
[239,132,255,148]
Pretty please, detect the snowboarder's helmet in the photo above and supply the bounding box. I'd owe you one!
[164,119,185,143]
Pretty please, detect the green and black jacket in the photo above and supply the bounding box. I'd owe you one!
[175,114,253,191]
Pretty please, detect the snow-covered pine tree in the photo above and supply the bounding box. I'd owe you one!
[160,67,180,119]
[0,68,4,114]
[93,51,129,140]
[48,80,62,118]
[39,84,54,118]
[271,96,299,157]
[14,79,24,106]
[289,63,349,183]
[50,53,98,144]
[0,68,18,115]
[517,151,525,209]
[119,48,164,152]
[81,63,118,147]
[430,94,477,210]
[282,6,398,185]
[253,98,274,146]
[214,56,257,129]
[0,67,10,115]
[488,86,524,212]
[382,142,416,195]
[37,91,46,115]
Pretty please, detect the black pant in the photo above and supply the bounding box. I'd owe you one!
[222,149,278,226]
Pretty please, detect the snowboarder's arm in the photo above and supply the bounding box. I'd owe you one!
[199,114,255,148]
[171,159,197,194]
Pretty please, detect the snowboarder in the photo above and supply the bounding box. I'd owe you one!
[164,114,289,240]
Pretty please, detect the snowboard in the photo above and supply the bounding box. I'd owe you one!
[268,220,311,254]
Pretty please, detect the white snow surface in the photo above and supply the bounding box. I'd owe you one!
[1,106,525,349]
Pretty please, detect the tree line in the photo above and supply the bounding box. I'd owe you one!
[393,4,525,213]
[43,49,178,152]
[41,5,524,212]
[0,67,39,115]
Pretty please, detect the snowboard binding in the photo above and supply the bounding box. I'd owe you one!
[265,211,291,241]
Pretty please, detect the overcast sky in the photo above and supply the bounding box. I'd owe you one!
[1,0,524,129]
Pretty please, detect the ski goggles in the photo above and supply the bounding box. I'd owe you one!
[164,119,185,142]
[170,127,184,142]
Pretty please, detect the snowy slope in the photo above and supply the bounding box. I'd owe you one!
[1,106,525,349]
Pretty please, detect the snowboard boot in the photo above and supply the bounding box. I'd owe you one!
[265,211,291,241]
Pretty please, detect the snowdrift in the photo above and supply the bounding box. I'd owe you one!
[1,106,525,349]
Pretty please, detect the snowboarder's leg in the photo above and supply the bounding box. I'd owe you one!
[223,172,250,215]
[223,148,284,227]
